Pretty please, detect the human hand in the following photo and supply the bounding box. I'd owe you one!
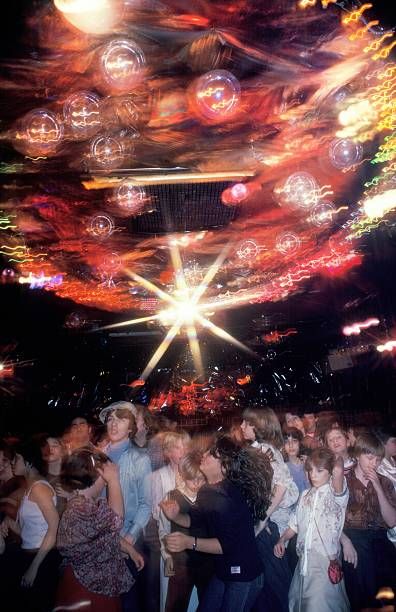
[342,537,358,568]
[96,460,119,485]
[21,563,38,588]
[159,498,180,521]
[365,467,381,491]
[273,540,286,558]
[164,532,189,553]
[130,548,145,572]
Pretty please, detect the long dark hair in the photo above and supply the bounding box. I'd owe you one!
[210,435,273,522]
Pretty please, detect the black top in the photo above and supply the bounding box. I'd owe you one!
[189,480,262,582]
[169,488,212,570]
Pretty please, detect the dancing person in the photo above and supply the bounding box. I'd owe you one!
[163,450,213,612]
[160,435,273,612]
[375,426,396,491]
[151,431,188,611]
[274,448,350,612]
[0,441,60,612]
[55,447,143,612]
[241,407,298,612]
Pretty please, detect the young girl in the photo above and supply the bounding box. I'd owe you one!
[282,427,309,495]
[274,448,350,612]
[162,450,213,612]
[241,407,298,612]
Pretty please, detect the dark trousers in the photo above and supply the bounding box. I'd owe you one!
[165,561,213,612]
[198,573,264,612]
[343,528,396,611]
[252,520,292,612]
[0,546,60,612]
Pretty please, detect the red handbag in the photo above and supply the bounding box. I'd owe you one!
[314,517,343,585]
[327,558,343,585]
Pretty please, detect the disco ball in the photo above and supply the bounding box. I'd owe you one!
[236,240,260,260]
[115,180,146,215]
[275,232,301,255]
[90,134,124,169]
[100,39,146,92]
[88,213,115,238]
[276,172,319,210]
[100,252,122,274]
[329,138,363,169]
[63,91,101,140]
[15,109,63,157]
[191,70,241,122]
[309,201,335,227]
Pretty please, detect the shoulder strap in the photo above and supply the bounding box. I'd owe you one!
[27,479,55,498]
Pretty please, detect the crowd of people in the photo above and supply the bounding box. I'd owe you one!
[0,402,395,612]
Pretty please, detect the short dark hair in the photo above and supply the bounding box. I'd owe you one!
[60,447,109,492]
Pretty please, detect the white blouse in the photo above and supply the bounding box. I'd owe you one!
[289,478,349,576]
[252,441,299,534]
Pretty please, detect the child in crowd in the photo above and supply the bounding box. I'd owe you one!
[343,433,396,610]
[274,448,350,612]
[375,426,396,491]
[324,427,356,475]
[162,450,213,612]
[282,427,309,494]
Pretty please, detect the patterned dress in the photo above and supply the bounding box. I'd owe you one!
[56,495,133,610]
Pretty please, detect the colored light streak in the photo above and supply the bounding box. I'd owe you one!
[99,243,256,380]
[362,189,396,219]
[377,340,396,353]
[342,317,380,336]
[342,4,372,27]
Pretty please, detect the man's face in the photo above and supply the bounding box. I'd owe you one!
[106,413,131,443]
[303,413,316,432]
[70,418,91,444]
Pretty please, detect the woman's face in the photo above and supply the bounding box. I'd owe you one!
[200,451,223,483]
[326,429,348,457]
[284,436,300,458]
[285,414,304,432]
[165,440,185,466]
[135,412,146,434]
[308,465,330,488]
[241,419,256,442]
[42,438,63,463]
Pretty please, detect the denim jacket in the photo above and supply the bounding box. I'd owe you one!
[117,442,152,542]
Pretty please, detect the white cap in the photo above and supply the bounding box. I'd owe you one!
[99,401,137,424]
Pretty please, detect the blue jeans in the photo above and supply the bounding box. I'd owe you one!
[198,573,264,612]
